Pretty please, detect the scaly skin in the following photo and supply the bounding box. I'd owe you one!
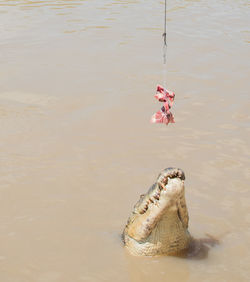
[123,168,192,256]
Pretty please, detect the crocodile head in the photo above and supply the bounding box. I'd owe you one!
[123,168,191,256]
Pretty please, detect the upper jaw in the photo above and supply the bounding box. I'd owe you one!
[134,168,186,215]
[136,177,184,215]
[123,168,187,244]
[159,178,185,200]
[157,167,185,186]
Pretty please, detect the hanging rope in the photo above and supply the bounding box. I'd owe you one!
[162,0,167,88]
[162,0,167,65]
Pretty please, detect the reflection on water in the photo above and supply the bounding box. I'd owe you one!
[0,0,250,281]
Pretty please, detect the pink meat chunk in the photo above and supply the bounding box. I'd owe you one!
[151,85,175,125]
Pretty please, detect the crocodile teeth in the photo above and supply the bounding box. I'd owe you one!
[154,194,160,200]
[158,182,164,190]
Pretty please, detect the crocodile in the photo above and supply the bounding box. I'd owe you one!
[122,167,192,256]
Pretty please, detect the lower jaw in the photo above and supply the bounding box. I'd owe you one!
[124,232,191,257]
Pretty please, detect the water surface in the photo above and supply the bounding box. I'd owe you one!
[0,0,250,281]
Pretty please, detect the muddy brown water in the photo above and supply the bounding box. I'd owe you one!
[0,0,250,281]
